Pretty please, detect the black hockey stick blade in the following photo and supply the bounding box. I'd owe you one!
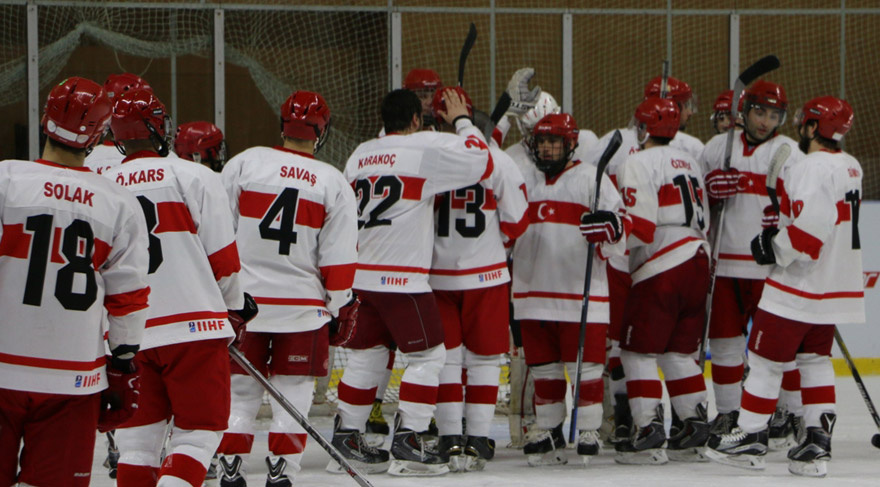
[738,54,780,88]
[765,143,791,213]
[458,23,477,87]
[482,91,513,141]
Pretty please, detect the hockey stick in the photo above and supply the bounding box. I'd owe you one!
[765,143,792,213]
[458,23,477,87]
[228,346,375,487]
[482,91,512,141]
[569,129,623,443]
[698,54,780,371]
[832,328,880,449]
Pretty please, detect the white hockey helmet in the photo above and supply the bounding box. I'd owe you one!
[516,91,561,141]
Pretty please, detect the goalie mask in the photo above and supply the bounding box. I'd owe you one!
[634,97,680,142]
[175,121,227,172]
[430,86,473,128]
[109,88,171,156]
[530,113,579,177]
[517,91,561,146]
[43,77,113,152]
[103,73,152,102]
[280,90,331,154]
[742,80,787,143]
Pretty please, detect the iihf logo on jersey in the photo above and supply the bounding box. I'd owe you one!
[380,276,408,286]
[74,372,101,388]
[189,320,225,332]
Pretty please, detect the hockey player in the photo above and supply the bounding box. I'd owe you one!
[429,88,530,472]
[615,97,710,465]
[105,88,257,487]
[175,121,228,172]
[216,91,360,485]
[706,96,863,478]
[700,81,805,446]
[404,68,443,126]
[335,87,492,476]
[0,77,149,487]
[512,112,627,466]
[710,89,735,134]
[85,72,153,175]
[644,76,704,159]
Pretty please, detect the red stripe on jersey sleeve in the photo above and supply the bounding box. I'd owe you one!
[786,224,823,260]
[609,173,619,189]
[835,200,851,224]
[320,263,356,291]
[208,241,241,281]
[528,200,590,226]
[92,238,111,269]
[155,201,196,234]
[491,127,503,147]
[479,153,494,182]
[0,224,30,258]
[629,214,656,243]
[238,190,275,219]
[105,286,151,317]
[0,351,105,371]
[481,188,497,211]
[500,211,529,242]
[294,198,325,229]
[657,184,683,207]
[400,176,426,201]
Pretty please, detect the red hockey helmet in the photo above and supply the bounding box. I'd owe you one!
[532,113,579,144]
[743,80,787,112]
[634,96,680,139]
[431,86,474,124]
[280,90,331,152]
[43,77,113,150]
[103,73,152,101]
[797,96,853,141]
[644,76,693,105]
[110,88,169,142]
[404,69,443,91]
[175,121,227,170]
[530,113,579,175]
[713,90,734,113]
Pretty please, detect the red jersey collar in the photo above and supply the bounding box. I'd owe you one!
[34,159,91,172]
[273,146,315,159]
[122,150,162,163]
[819,147,842,154]
[545,160,582,185]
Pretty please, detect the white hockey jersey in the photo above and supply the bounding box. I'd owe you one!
[0,159,149,395]
[84,141,124,175]
[511,160,627,323]
[104,151,243,350]
[671,130,705,160]
[222,146,358,332]
[700,131,803,280]
[619,145,709,284]
[430,146,529,290]
[344,118,493,293]
[758,149,865,325]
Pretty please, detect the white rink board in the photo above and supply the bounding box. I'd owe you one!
[837,200,880,358]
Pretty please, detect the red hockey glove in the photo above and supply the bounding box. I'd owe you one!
[98,358,140,433]
[706,168,745,200]
[228,292,258,348]
[762,204,780,229]
[329,295,360,347]
[751,226,779,265]
[579,211,623,244]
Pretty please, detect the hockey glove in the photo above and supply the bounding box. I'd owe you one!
[751,226,779,265]
[507,68,541,117]
[762,204,780,229]
[98,357,140,433]
[329,294,360,347]
[228,292,258,348]
[706,168,745,201]
[579,211,623,244]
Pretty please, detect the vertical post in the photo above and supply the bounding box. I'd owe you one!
[729,13,740,89]
[666,0,673,70]
[170,10,178,127]
[390,11,402,90]
[489,0,496,105]
[840,0,846,100]
[27,1,39,160]
[214,9,225,133]
[561,13,573,114]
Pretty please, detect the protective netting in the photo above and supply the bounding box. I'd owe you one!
[2,1,880,412]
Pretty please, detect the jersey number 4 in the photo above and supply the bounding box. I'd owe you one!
[22,214,97,310]
[259,187,300,255]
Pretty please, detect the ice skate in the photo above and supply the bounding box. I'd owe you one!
[365,399,389,447]
[464,436,495,471]
[615,407,668,465]
[438,434,465,472]
[523,422,567,467]
[327,415,390,474]
[576,430,601,465]
[769,407,797,450]
[705,426,768,470]
[265,457,292,487]
[203,454,218,486]
[709,410,739,436]
[388,416,450,476]
[607,393,633,448]
[787,413,834,478]
[219,455,247,487]
[667,404,710,462]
